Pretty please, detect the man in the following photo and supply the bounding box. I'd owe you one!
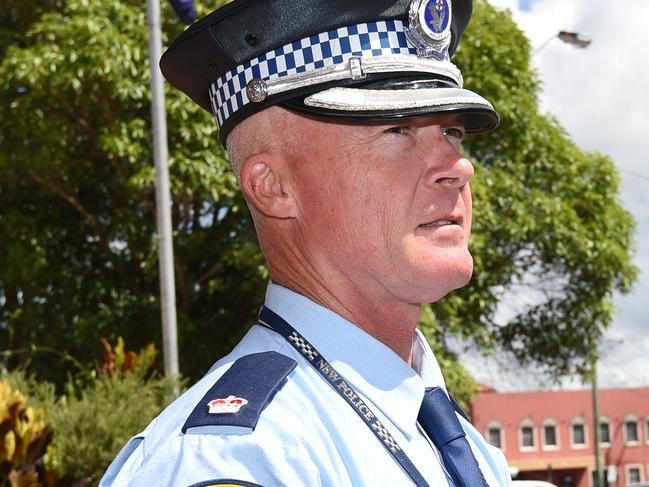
[102,0,511,485]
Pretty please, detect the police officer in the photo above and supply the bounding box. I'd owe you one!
[102,0,511,485]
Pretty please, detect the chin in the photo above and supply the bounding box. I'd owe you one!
[405,250,474,303]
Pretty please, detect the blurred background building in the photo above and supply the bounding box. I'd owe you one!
[472,387,649,487]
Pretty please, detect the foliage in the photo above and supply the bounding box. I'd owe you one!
[45,339,180,483]
[98,336,156,377]
[0,0,637,395]
[0,373,56,417]
[0,381,55,487]
[0,0,263,386]
[419,308,478,412]
[46,373,178,483]
[2,339,181,485]
[423,0,636,378]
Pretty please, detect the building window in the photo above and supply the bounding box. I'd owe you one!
[570,417,587,449]
[624,415,639,445]
[626,421,638,442]
[542,418,559,450]
[488,427,501,448]
[522,426,534,447]
[573,424,585,444]
[626,465,642,484]
[485,421,505,451]
[545,425,557,445]
[590,468,612,487]
[600,417,611,447]
[518,419,536,451]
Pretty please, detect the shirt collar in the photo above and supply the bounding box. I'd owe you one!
[264,283,447,439]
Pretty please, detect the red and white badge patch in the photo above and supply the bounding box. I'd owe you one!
[207,395,248,414]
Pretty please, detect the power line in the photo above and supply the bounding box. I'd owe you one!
[619,167,649,182]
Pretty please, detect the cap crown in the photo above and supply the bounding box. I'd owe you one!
[161,0,473,112]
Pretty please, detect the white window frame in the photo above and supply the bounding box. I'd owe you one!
[485,420,504,451]
[625,464,643,484]
[570,417,588,450]
[624,414,640,446]
[645,415,649,446]
[599,416,612,448]
[518,419,537,452]
[542,417,560,451]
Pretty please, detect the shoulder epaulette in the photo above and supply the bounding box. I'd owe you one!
[182,351,297,432]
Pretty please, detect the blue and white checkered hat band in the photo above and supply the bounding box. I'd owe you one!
[209,20,417,128]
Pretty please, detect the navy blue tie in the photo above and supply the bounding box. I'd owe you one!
[418,387,489,487]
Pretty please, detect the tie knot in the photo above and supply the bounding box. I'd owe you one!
[418,387,466,447]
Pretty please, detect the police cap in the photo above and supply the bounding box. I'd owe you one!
[160,0,499,144]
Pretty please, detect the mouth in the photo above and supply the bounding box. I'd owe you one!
[418,219,459,229]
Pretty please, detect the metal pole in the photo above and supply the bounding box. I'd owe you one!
[592,358,603,487]
[533,34,556,55]
[145,0,179,378]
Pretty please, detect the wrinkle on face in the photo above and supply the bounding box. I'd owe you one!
[225,107,475,358]
[228,108,474,308]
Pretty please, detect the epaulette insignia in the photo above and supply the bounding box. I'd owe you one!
[182,351,297,432]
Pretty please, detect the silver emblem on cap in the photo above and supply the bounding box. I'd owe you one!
[246,78,268,103]
[405,0,453,60]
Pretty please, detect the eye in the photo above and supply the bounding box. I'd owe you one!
[385,125,409,135]
[443,126,465,141]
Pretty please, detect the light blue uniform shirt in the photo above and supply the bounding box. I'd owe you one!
[101,283,511,486]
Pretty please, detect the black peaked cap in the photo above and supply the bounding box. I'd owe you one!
[160,0,473,114]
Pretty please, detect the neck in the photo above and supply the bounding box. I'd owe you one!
[269,263,421,363]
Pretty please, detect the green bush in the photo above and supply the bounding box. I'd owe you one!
[0,380,55,487]
[46,372,179,484]
[1,339,183,485]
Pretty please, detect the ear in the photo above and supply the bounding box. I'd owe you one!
[239,153,297,219]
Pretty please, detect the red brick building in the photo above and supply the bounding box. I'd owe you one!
[471,387,649,487]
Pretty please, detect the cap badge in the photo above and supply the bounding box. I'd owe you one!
[405,0,453,60]
[207,395,249,414]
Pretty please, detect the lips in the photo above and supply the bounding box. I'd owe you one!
[418,219,456,228]
[417,212,463,229]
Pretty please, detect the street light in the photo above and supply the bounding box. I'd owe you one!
[557,31,592,48]
[534,30,592,55]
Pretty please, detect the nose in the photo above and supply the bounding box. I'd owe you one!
[422,135,475,189]
[433,156,474,188]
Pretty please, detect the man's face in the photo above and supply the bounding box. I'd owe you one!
[286,112,474,306]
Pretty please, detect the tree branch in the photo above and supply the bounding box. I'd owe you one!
[27,169,99,229]
[26,169,144,299]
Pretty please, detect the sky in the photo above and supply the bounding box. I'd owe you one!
[460,0,649,391]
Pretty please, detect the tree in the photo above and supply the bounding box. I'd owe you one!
[427,0,637,379]
[0,0,636,394]
[0,0,264,386]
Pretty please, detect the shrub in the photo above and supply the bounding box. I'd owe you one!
[0,380,55,487]
[1,339,183,485]
[46,372,179,484]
